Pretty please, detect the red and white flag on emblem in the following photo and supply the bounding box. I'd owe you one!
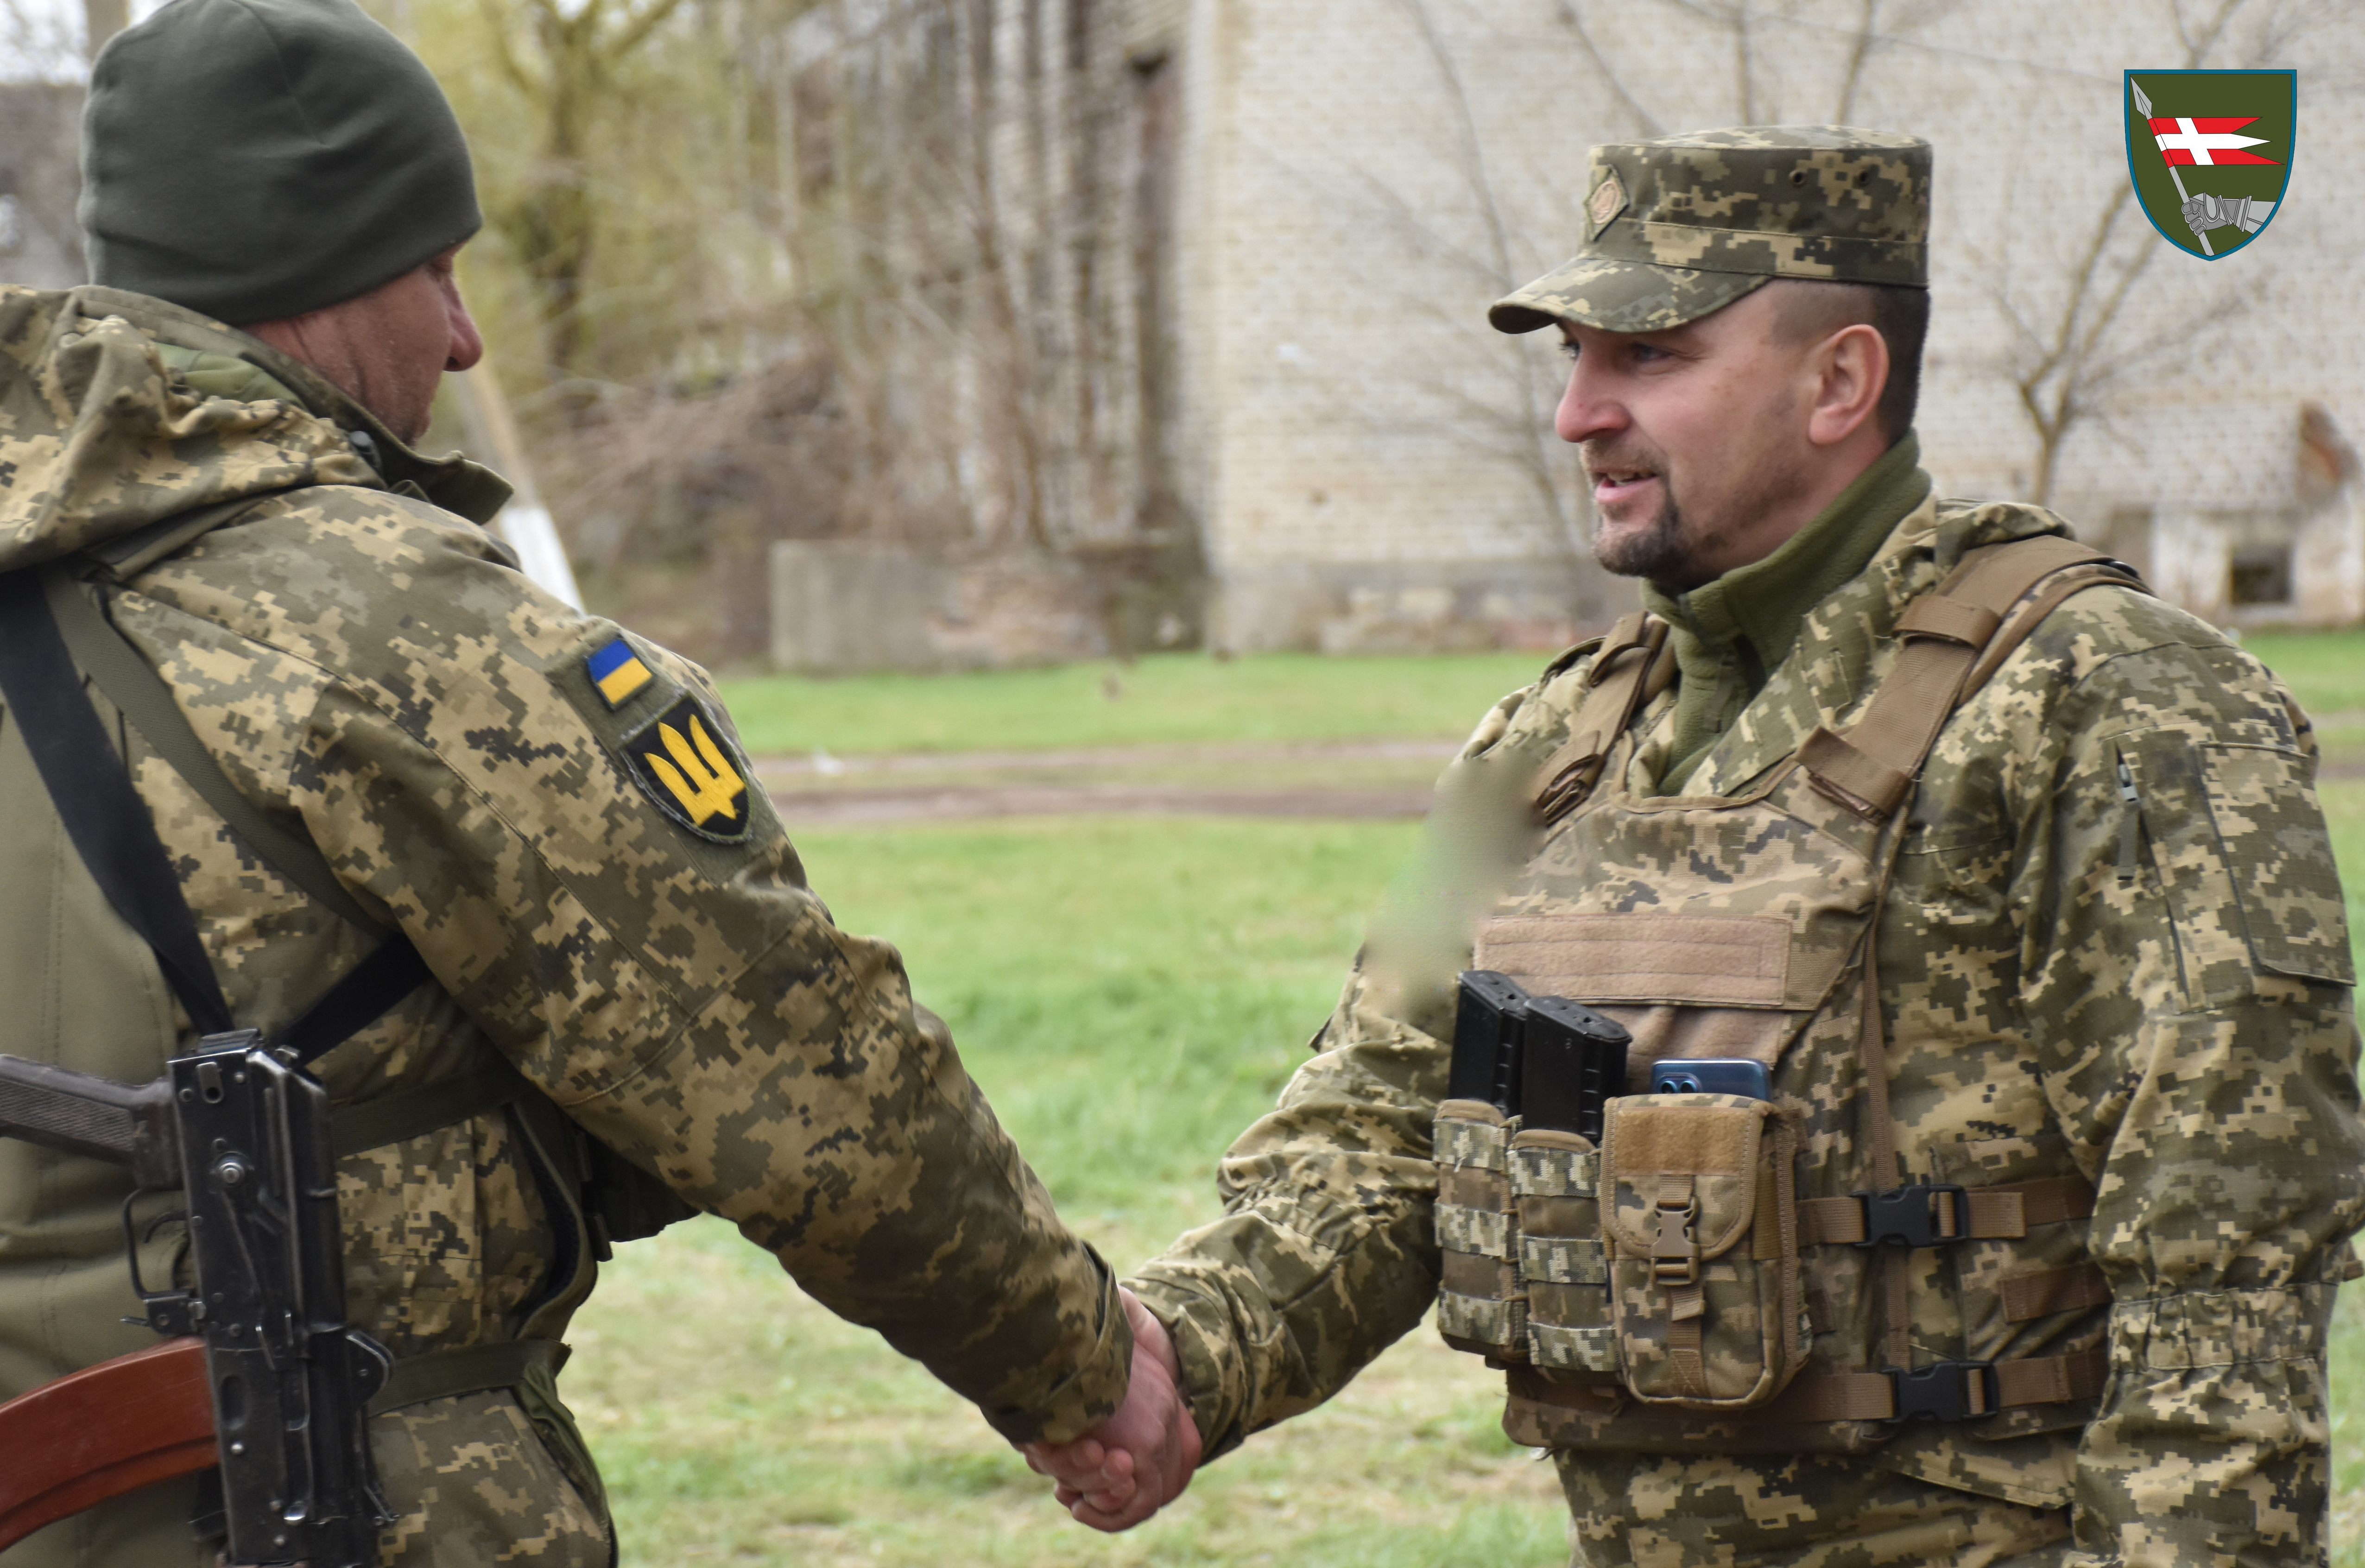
[2148,117,2280,166]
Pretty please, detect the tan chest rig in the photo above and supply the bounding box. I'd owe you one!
[1434,536,2134,1453]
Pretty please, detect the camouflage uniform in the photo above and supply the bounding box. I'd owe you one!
[1130,129,2363,1567]
[0,285,1130,1564]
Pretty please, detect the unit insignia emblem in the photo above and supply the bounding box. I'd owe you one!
[620,696,752,841]
[2125,69,2295,258]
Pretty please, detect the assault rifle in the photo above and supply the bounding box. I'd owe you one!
[0,1030,394,1566]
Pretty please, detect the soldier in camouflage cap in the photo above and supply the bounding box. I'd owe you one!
[1031,126,2363,1568]
[0,3,1132,1564]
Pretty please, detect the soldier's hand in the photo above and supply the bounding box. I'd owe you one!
[1021,1287,1201,1531]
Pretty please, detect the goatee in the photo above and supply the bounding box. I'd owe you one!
[1593,493,1695,583]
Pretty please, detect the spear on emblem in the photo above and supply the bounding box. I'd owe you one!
[2130,77,2280,253]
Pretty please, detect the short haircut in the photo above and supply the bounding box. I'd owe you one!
[1767,278,1930,442]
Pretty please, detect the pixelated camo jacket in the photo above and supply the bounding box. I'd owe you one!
[0,286,1126,1551]
[1129,474,2365,1567]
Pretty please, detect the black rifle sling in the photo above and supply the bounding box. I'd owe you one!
[0,569,235,1036]
[43,564,392,939]
[0,565,427,1064]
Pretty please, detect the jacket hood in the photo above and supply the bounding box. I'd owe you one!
[0,284,510,573]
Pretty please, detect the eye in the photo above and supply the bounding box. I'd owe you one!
[1558,338,1581,361]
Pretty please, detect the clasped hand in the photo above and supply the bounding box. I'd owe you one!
[1020,1287,1202,1530]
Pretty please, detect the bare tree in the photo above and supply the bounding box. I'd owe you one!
[1389,0,1587,554]
[477,0,695,386]
[1977,0,2286,503]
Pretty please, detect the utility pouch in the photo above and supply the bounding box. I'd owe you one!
[1600,1093,1804,1408]
[1508,1126,1614,1372]
[1433,1098,1525,1359]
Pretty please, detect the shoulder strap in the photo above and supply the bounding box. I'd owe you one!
[0,570,235,1036]
[1530,612,1677,824]
[80,495,266,582]
[44,565,393,940]
[0,564,430,1063]
[1797,537,2145,822]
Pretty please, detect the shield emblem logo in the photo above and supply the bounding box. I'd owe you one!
[2124,70,2295,259]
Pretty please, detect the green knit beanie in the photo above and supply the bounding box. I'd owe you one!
[80,0,481,325]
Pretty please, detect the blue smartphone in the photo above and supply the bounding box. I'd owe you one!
[1649,1058,1771,1100]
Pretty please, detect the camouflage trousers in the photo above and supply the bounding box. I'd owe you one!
[1555,1452,2071,1568]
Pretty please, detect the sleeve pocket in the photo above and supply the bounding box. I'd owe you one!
[2123,733,2356,999]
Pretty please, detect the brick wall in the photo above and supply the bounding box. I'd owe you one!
[1141,0,2364,645]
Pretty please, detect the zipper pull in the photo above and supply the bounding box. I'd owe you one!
[2115,757,2142,886]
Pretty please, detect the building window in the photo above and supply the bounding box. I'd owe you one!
[2228,544,2293,607]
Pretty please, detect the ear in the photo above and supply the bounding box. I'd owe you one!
[1805,322,1888,448]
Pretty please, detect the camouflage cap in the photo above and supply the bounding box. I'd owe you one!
[1490,126,1930,335]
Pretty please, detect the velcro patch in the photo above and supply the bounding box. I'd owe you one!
[620,695,752,842]
[585,636,655,708]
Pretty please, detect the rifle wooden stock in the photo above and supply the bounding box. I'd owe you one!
[0,1336,215,1553]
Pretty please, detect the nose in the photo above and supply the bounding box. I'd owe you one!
[443,282,485,373]
[1553,350,1625,446]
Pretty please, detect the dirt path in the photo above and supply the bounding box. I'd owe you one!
[756,733,2365,826]
[757,737,1456,825]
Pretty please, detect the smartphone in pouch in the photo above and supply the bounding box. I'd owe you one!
[1649,1058,1771,1100]
[1450,971,1530,1110]
[1519,997,1631,1143]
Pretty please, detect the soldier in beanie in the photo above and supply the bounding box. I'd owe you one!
[0,1,1133,1563]
[1029,126,2364,1566]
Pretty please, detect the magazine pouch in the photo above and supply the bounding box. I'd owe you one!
[1508,1126,1614,1373]
[1600,1093,1804,1408]
[1433,1098,1524,1359]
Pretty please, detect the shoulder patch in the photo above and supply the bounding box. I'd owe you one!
[586,636,656,708]
[620,694,754,842]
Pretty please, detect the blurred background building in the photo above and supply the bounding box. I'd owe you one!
[4,0,2358,669]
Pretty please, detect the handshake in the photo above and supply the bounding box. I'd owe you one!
[1018,1289,1204,1531]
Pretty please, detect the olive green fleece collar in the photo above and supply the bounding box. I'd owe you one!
[1638,432,1930,795]
[1644,431,1929,676]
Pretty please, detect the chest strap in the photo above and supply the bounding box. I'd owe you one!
[1510,1339,2107,1426]
[1761,1343,2109,1424]
[1793,1172,2097,1247]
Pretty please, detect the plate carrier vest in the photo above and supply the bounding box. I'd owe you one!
[1432,534,2140,1452]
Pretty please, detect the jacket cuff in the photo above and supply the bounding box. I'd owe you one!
[978,1246,1132,1445]
[1126,1265,1247,1462]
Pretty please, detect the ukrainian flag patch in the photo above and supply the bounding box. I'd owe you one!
[585,636,654,708]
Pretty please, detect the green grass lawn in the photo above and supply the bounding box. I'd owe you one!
[715,651,1548,757]
[568,818,1575,1565]
[711,629,2365,762]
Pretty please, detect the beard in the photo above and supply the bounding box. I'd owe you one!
[1591,487,1694,582]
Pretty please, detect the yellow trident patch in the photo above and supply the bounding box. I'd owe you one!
[621,696,752,841]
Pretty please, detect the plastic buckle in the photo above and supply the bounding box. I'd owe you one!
[1884,1360,1998,1423]
[1650,1196,1700,1285]
[1850,1183,1968,1248]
